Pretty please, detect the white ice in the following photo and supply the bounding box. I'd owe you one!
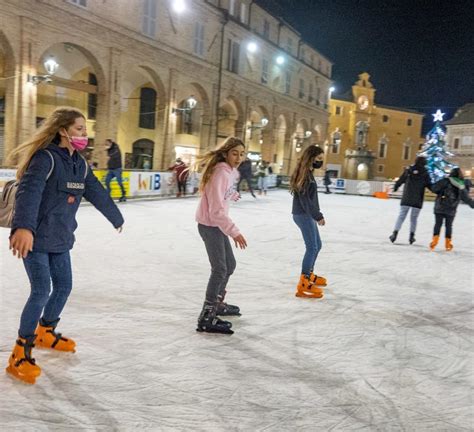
[0,190,473,431]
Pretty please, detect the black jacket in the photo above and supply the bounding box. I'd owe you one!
[292,174,324,221]
[238,159,252,178]
[432,177,474,216]
[12,144,124,253]
[107,143,122,170]
[394,165,431,209]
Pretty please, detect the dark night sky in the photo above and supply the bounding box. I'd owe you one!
[259,0,474,132]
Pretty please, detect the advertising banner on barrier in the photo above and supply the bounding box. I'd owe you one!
[94,170,131,199]
[128,171,174,197]
[315,177,346,194]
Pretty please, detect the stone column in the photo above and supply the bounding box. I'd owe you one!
[94,47,120,168]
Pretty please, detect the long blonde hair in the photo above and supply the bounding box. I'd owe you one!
[196,137,245,192]
[290,145,324,194]
[8,107,85,180]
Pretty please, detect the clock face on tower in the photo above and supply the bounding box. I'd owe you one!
[358,95,369,110]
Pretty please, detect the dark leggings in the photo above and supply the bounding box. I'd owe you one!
[434,214,454,238]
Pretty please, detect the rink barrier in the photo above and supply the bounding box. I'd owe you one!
[0,169,450,201]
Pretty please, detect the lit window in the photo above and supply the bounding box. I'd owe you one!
[193,22,205,57]
[142,0,157,37]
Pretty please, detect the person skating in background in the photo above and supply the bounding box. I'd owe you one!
[169,158,189,197]
[323,169,332,194]
[429,167,474,251]
[290,145,327,299]
[237,157,256,198]
[389,156,432,244]
[105,139,127,202]
[6,107,124,384]
[195,137,247,334]
[257,160,270,195]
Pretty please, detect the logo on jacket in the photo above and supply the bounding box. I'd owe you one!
[67,182,85,190]
[67,195,76,204]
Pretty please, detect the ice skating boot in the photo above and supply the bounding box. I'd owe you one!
[409,232,416,245]
[216,302,241,316]
[216,291,241,316]
[445,238,453,251]
[429,235,439,251]
[295,274,323,298]
[196,304,234,334]
[309,272,327,287]
[389,230,398,243]
[35,319,76,352]
[5,336,41,384]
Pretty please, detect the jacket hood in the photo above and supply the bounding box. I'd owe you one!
[449,177,465,190]
[214,161,235,173]
[46,142,79,162]
[408,164,426,175]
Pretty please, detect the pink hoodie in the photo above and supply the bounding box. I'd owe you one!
[195,162,241,238]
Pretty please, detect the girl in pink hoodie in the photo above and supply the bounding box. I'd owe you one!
[195,137,247,334]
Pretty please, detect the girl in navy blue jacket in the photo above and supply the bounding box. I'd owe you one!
[6,107,124,384]
[290,145,327,299]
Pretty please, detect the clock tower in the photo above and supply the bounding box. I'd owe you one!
[352,72,375,112]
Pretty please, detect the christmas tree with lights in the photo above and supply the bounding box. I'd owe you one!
[419,110,455,183]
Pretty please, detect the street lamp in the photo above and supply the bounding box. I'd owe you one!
[305,130,312,138]
[261,117,269,127]
[276,55,285,65]
[172,0,186,13]
[172,96,197,114]
[247,42,258,53]
[28,57,59,85]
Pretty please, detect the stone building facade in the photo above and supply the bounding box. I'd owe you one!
[444,103,474,178]
[326,73,424,180]
[0,0,333,174]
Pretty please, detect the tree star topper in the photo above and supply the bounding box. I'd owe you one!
[432,109,445,122]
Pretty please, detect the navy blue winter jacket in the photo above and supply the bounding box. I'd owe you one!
[12,144,124,253]
[292,174,324,221]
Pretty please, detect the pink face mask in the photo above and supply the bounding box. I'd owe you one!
[67,134,88,151]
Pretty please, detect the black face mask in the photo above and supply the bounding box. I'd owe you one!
[312,160,323,169]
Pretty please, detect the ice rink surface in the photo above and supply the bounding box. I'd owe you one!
[0,190,473,431]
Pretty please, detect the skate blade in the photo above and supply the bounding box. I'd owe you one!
[36,344,76,353]
[216,312,242,317]
[5,366,37,384]
[295,292,324,299]
[196,327,234,335]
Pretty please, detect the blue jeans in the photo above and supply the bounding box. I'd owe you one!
[293,214,322,276]
[19,251,73,338]
[105,168,126,198]
[394,205,421,233]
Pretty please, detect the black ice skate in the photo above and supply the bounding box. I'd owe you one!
[216,302,241,316]
[409,232,416,244]
[197,305,234,334]
[389,230,398,243]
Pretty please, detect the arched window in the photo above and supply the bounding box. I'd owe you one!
[331,129,342,154]
[378,135,388,158]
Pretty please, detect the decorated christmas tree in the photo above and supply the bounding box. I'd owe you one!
[419,110,455,183]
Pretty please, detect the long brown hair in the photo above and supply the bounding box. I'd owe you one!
[196,137,245,192]
[8,107,85,180]
[290,145,324,193]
